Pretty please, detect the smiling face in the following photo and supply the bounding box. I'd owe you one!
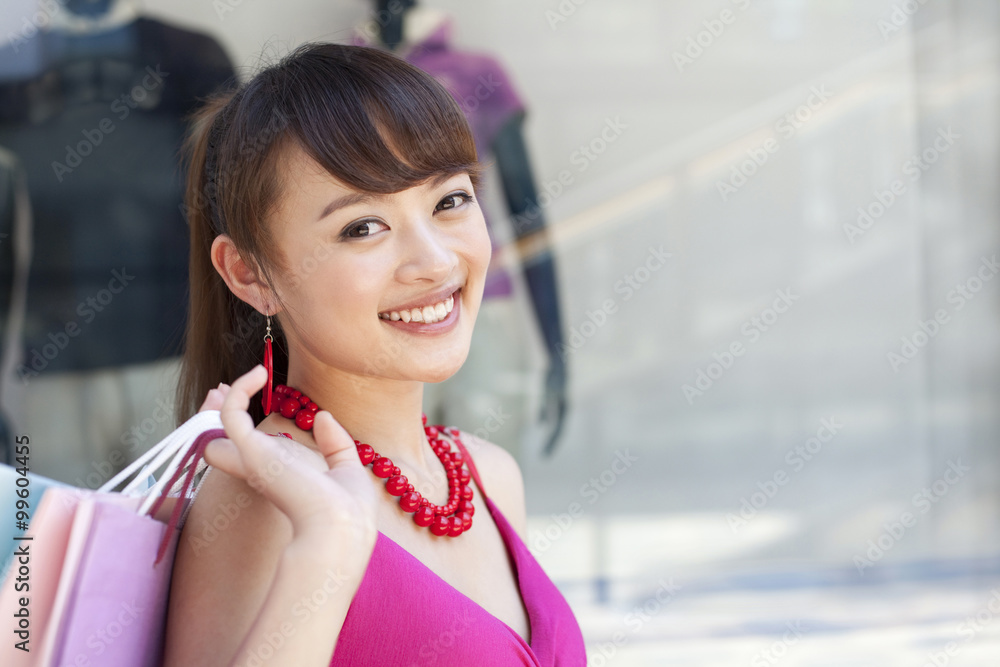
[267,143,492,385]
[179,43,491,425]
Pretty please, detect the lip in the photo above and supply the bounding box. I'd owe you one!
[379,287,461,334]
[379,283,463,315]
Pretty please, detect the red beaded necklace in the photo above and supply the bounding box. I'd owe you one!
[269,383,474,538]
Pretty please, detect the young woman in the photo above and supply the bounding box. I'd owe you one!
[163,43,586,666]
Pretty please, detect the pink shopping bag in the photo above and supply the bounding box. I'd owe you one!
[40,494,178,667]
[4,417,226,667]
[0,486,91,667]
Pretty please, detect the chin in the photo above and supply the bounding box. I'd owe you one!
[418,344,471,384]
[422,369,459,384]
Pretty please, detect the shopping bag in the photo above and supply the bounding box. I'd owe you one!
[0,466,69,581]
[0,410,225,667]
[39,495,177,666]
[1,485,91,667]
[0,409,217,666]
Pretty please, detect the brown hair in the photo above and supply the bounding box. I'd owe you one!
[174,42,481,426]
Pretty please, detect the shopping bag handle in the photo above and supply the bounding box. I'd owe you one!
[99,410,224,494]
[143,427,227,565]
[136,411,225,504]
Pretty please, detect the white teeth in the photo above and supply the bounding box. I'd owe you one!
[380,292,457,324]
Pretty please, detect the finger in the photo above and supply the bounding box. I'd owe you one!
[313,411,376,507]
[216,365,285,484]
[203,438,247,478]
[216,428,342,528]
[198,387,226,412]
[217,365,268,455]
[215,370,362,530]
[312,410,363,470]
[219,364,298,486]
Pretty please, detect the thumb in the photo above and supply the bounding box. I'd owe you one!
[203,438,247,478]
[312,411,363,470]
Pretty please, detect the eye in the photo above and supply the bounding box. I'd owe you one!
[436,191,474,212]
[342,219,387,239]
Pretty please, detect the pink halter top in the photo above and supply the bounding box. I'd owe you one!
[291,431,589,665]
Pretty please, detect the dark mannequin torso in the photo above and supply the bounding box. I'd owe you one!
[0,9,235,374]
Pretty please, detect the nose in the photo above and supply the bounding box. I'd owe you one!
[394,214,456,284]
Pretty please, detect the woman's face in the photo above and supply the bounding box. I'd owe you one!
[267,145,492,385]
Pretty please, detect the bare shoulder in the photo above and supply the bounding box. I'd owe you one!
[455,430,528,540]
[163,438,298,666]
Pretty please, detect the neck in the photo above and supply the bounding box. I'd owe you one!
[365,6,447,52]
[66,0,115,17]
[285,357,434,476]
[51,0,139,35]
[402,6,447,45]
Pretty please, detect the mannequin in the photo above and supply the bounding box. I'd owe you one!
[364,1,568,457]
[0,148,31,465]
[0,0,235,482]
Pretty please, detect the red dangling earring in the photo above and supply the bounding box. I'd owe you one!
[262,314,274,415]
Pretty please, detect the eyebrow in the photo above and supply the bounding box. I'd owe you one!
[317,192,376,222]
[315,171,468,223]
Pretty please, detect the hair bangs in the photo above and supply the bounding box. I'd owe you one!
[276,43,481,195]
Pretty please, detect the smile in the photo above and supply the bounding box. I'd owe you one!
[378,289,458,325]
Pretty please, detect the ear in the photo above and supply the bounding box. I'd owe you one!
[211,234,276,315]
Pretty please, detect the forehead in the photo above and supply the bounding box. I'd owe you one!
[277,142,351,197]
[272,141,356,220]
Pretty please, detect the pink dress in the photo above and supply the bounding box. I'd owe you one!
[316,432,588,665]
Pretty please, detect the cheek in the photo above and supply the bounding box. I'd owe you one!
[308,256,382,317]
[279,258,381,358]
[469,216,493,276]
[274,238,375,317]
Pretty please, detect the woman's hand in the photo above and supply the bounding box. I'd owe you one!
[199,364,378,550]
[197,381,231,412]
[187,365,378,666]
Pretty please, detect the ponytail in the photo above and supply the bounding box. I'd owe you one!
[174,93,287,426]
